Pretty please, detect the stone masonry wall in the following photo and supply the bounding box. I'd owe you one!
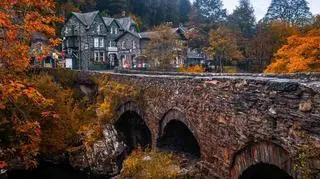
[104,72,320,178]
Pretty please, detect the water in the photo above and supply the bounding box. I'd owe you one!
[6,163,106,179]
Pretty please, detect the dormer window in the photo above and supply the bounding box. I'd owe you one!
[114,28,118,34]
[97,25,101,34]
[132,41,136,49]
[122,41,126,49]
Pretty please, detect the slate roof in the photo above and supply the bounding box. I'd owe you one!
[102,17,114,26]
[72,11,99,28]
[138,31,158,39]
[116,17,136,31]
[138,28,187,40]
[115,30,141,40]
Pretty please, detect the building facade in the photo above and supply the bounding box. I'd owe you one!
[61,11,138,70]
[61,11,188,71]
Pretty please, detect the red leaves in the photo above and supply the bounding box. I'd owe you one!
[41,111,60,119]
[0,161,8,169]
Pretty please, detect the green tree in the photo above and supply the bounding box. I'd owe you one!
[263,0,312,26]
[179,0,192,23]
[264,0,289,22]
[228,0,256,38]
[194,0,227,25]
[96,0,128,16]
[289,0,313,26]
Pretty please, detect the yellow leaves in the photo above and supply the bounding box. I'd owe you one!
[178,65,205,73]
[121,149,180,178]
[206,27,243,61]
[265,29,320,73]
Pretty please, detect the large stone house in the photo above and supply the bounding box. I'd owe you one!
[61,11,187,70]
[61,11,138,70]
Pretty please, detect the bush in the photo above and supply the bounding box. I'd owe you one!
[120,149,180,178]
[178,65,205,73]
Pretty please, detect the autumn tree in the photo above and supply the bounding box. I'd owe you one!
[244,21,298,72]
[205,27,243,72]
[0,0,63,169]
[265,29,320,73]
[142,24,187,69]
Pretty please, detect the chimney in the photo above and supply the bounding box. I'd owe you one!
[122,11,126,17]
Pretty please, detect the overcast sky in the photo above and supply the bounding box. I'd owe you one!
[189,0,320,20]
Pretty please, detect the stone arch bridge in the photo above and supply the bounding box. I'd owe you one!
[80,71,320,178]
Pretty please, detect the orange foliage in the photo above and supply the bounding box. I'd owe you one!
[265,29,320,73]
[0,0,63,169]
[178,65,205,73]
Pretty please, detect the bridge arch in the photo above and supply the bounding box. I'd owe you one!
[115,101,152,153]
[157,108,201,158]
[231,141,294,179]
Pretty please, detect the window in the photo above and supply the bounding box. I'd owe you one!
[109,41,116,47]
[64,27,69,34]
[94,51,99,62]
[97,25,101,33]
[110,27,114,34]
[122,41,126,49]
[94,38,99,48]
[132,41,136,49]
[94,51,105,62]
[100,52,105,62]
[114,28,118,34]
[99,38,104,48]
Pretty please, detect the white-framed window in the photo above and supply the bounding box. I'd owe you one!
[97,25,101,34]
[114,28,118,34]
[94,51,99,62]
[100,52,105,62]
[94,38,99,48]
[99,38,104,48]
[122,41,126,49]
[94,51,105,62]
[132,41,136,49]
[110,27,113,34]
[64,27,69,34]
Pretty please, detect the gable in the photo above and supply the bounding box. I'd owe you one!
[116,31,140,42]
[88,14,108,34]
[110,20,121,29]
[62,15,86,36]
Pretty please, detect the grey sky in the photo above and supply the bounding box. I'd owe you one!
[190,0,320,20]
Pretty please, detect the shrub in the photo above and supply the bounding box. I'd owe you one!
[178,65,205,73]
[120,149,180,178]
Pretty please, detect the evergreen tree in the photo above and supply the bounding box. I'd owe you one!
[96,0,128,16]
[263,0,312,26]
[228,0,256,38]
[194,0,227,25]
[264,0,289,22]
[289,0,313,26]
[179,0,192,23]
